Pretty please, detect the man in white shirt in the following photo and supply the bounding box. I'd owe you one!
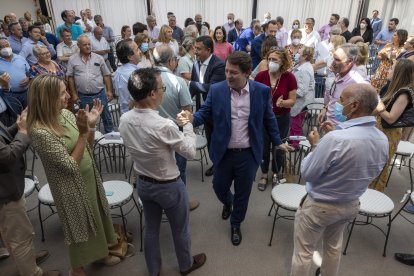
[90,26,110,61]
[146,15,160,46]
[75,9,95,36]
[56,28,79,69]
[119,68,206,276]
[275,16,288,48]
[301,18,321,48]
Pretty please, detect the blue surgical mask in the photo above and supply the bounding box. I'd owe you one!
[140,43,149,53]
[334,102,352,122]
[294,53,300,64]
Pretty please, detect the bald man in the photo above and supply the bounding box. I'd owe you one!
[90,26,110,61]
[290,83,388,276]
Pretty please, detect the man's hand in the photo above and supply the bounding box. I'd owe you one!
[277,143,294,152]
[0,73,11,89]
[19,77,30,87]
[320,121,335,133]
[308,127,320,146]
[17,108,28,135]
[317,108,327,124]
[106,90,113,102]
[176,110,193,126]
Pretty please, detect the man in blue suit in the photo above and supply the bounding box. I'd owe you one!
[371,10,383,39]
[178,52,291,246]
[189,35,226,176]
[233,19,260,52]
[250,20,278,69]
[227,19,244,44]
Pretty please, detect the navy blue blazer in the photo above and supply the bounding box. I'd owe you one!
[193,80,283,166]
[228,28,244,44]
[189,54,225,97]
[250,33,266,69]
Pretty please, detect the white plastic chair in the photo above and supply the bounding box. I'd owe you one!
[37,184,57,242]
[386,141,414,191]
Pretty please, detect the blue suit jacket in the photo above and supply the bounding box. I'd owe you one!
[233,27,254,52]
[371,18,382,39]
[228,28,244,44]
[250,33,266,69]
[193,80,283,166]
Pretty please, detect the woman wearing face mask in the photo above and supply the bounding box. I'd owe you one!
[177,36,196,81]
[286,29,304,69]
[212,26,233,61]
[250,36,277,79]
[287,19,300,44]
[371,29,408,92]
[254,48,297,190]
[290,47,315,149]
[134,33,154,68]
[351,18,373,44]
[369,59,414,192]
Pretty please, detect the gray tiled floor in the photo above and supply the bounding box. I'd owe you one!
[1,145,414,276]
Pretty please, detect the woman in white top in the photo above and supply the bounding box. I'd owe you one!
[135,33,154,68]
[155,25,179,57]
[290,46,315,148]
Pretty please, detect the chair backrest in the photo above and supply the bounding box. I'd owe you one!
[314,77,326,98]
[93,135,127,178]
[303,102,324,136]
[274,142,311,184]
[108,102,121,131]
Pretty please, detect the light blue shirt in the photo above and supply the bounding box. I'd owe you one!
[0,55,30,92]
[7,35,29,54]
[156,66,193,120]
[56,23,84,41]
[19,39,56,66]
[113,63,138,114]
[375,29,394,51]
[302,116,389,203]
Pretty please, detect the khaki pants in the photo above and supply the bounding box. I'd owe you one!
[0,197,42,276]
[290,196,359,276]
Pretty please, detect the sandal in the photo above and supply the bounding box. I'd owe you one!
[257,177,267,191]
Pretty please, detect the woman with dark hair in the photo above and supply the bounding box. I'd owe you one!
[370,59,414,192]
[254,47,297,190]
[184,18,195,28]
[213,26,233,61]
[121,25,132,40]
[371,29,408,91]
[351,18,373,44]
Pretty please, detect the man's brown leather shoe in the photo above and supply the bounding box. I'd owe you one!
[181,253,206,275]
[189,200,200,211]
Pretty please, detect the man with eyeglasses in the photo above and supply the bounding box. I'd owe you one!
[301,18,321,48]
[317,43,369,126]
[119,68,206,276]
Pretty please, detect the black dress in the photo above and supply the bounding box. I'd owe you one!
[351,28,373,44]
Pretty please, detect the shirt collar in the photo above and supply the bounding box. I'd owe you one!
[202,54,213,66]
[156,66,173,74]
[336,116,377,130]
[230,81,250,95]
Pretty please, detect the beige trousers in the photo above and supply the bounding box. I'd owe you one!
[290,196,359,276]
[0,197,42,276]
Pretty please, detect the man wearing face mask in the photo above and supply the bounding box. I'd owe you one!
[290,83,388,276]
[317,43,369,125]
[153,45,199,211]
[0,38,30,108]
[113,39,142,114]
[223,13,235,40]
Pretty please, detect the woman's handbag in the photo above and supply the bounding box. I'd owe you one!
[381,87,414,129]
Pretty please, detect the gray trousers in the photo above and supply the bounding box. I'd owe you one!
[137,178,193,276]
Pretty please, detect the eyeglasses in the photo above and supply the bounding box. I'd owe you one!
[157,86,166,92]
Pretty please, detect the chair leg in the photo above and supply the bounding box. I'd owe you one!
[383,214,392,257]
[200,149,204,182]
[390,196,411,223]
[385,154,398,187]
[119,206,127,234]
[409,157,413,192]
[267,202,275,216]
[343,217,357,255]
[268,204,280,246]
[38,201,45,242]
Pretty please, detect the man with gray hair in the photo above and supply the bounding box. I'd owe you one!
[317,43,369,125]
[290,83,388,276]
[153,45,199,210]
[275,16,288,48]
[222,13,235,40]
[146,15,160,45]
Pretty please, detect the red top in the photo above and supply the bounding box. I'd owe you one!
[255,70,297,115]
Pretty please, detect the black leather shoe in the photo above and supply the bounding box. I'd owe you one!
[395,253,414,266]
[222,204,232,220]
[231,227,242,246]
[205,166,214,176]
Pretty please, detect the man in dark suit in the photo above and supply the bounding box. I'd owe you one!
[189,35,226,176]
[250,20,278,69]
[227,19,244,44]
[179,52,291,246]
[0,110,59,276]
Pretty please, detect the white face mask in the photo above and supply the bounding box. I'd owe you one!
[360,23,367,29]
[293,24,299,29]
[292,38,301,46]
[0,47,13,57]
[228,19,234,25]
[268,61,280,73]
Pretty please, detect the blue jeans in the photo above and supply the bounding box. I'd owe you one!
[9,90,28,109]
[78,89,113,133]
[175,152,187,185]
[137,178,192,276]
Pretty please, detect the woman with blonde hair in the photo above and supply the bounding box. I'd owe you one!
[370,59,414,192]
[177,35,196,81]
[355,41,369,77]
[27,75,119,276]
[155,24,179,57]
[255,47,297,190]
[134,32,154,68]
[121,25,132,40]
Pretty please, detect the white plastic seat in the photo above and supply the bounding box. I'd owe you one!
[37,184,57,241]
[268,183,307,246]
[343,189,394,257]
[103,180,144,251]
[387,141,414,191]
[24,178,36,198]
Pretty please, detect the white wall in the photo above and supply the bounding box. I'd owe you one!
[0,0,38,22]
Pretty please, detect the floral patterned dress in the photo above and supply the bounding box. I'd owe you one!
[371,43,404,92]
[29,61,65,79]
